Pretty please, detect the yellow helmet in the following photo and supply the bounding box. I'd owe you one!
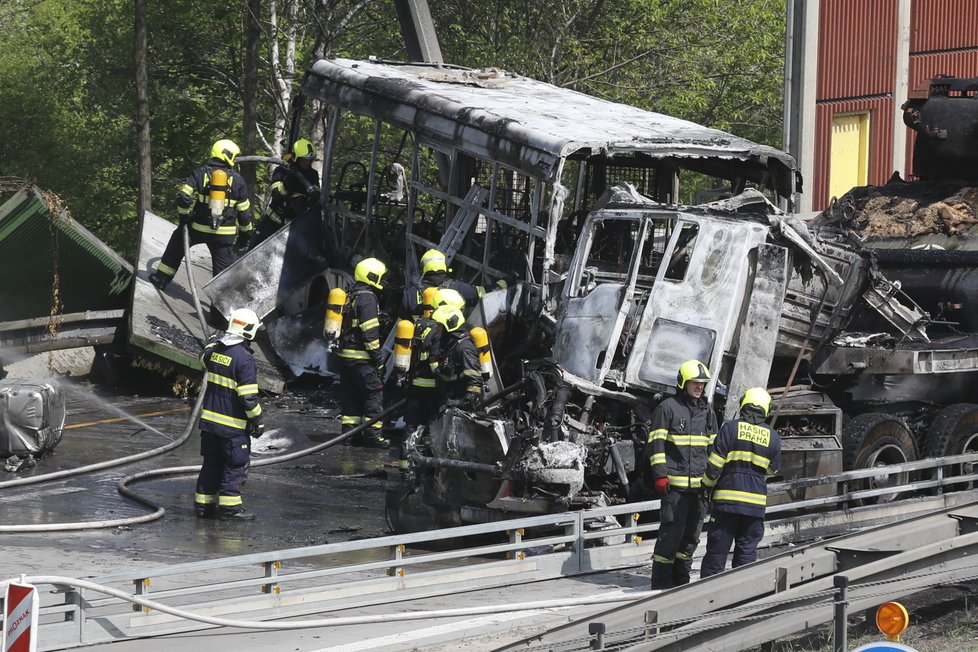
[292,138,316,160]
[676,359,710,389]
[226,307,261,340]
[431,305,465,333]
[432,288,465,311]
[354,257,387,290]
[740,387,772,417]
[210,139,240,166]
[420,248,448,275]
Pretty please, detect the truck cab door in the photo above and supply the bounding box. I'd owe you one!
[624,215,769,394]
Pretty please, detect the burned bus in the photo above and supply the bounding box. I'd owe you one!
[223,58,963,531]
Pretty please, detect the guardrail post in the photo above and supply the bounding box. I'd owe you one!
[262,560,282,594]
[132,578,151,613]
[507,528,526,560]
[644,610,659,639]
[936,465,945,496]
[388,544,406,577]
[571,512,585,572]
[833,575,849,652]
[588,621,606,650]
[629,512,642,544]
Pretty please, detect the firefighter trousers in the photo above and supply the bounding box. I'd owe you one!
[158,226,234,279]
[699,510,765,578]
[650,489,707,588]
[195,431,251,513]
[337,361,385,439]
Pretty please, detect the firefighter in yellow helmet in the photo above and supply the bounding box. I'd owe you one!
[429,304,483,411]
[399,248,514,319]
[336,257,390,448]
[699,387,781,578]
[249,138,321,248]
[150,139,254,291]
[646,359,718,590]
[402,288,470,429]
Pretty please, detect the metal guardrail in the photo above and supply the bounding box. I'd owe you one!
[5,452,978,650]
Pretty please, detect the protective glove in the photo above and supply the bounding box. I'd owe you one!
[462,393,482,410]
[247,421,265,439]
[654,477,670,496]
[233,237,250,257]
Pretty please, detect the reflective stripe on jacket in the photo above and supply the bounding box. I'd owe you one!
[703,414,781,517]
[176,160,253,238]
[200,340,262,437]
[338,284,383,365]
[647,393,717,490]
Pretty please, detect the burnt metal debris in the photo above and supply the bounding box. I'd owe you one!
[5,65,978,534]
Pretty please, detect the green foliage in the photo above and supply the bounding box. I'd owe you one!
[0,0,787,259]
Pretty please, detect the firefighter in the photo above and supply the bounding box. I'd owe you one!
[150,139,254,291]
[337,257,390,448]
[699,387,782,578]
[249,138,321,248]
[647,359,718,590]
[195,307,264,521]
[399,248,511,319]
[429,304,483,410]
[402,288,468,428]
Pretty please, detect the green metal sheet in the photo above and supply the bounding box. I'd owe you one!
[0,186,133,323]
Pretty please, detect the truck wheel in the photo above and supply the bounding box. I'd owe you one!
[922,403,978,489]
[842,413,917,504]
[923,403,978,457]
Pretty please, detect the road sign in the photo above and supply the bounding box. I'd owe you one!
[851,643,919,652]
[3,582,38,652]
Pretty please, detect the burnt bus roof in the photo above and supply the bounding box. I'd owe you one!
[300,58,798,198]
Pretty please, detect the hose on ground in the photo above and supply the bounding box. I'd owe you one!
[0,574,650,629]
[0,399,406,532]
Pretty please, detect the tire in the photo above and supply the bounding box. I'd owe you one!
[842,413,917,504]
[923,403,978,458]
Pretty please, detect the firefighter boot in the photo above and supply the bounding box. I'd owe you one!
[149,270,171,291]
[218,508,256,521]
[672,556,694,587]
[650,561,674,590]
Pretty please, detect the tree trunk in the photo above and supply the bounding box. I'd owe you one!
[242,0,262,199]
[134,0,151,217]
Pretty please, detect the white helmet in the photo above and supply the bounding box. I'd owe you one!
[226,307,261,340]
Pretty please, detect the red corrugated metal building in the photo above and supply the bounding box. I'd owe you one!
[811,0,978,210]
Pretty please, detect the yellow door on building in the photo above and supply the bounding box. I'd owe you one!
[829,112,870,201]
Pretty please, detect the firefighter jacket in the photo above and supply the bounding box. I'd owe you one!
[176,159,253,240]
[400,271,497,319]
[409,317,441,390]
[337,283,384,366]
[431,330,482,401]
[200,339,263,437]
[647,393,717,491]
[268,164,320,224]
[703,410,781,518]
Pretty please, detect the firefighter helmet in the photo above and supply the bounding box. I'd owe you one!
[420,248,448,275]
[740,387,772,417]
[432,287,465,311]
[292,138,316,160]
[354,257,387,290]
[210,139,240,167]
[676,359,710,389]
[226,307,261,340]
[431,305,465,333]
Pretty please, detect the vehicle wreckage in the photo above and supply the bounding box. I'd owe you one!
[6,61,977,535]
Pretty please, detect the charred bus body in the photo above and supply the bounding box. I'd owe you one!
[284,60,977,531]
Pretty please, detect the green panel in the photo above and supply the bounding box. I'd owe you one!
[0,187,133,322]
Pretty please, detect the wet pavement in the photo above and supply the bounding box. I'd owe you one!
[0,376,395,576]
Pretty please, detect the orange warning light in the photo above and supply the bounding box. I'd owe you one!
[876,601,909,641]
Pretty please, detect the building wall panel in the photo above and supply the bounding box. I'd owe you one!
[911,0,978,53]
[818,0,898,99]
[813,97,894,211]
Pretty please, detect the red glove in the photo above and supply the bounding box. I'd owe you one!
[654,477,669,496]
